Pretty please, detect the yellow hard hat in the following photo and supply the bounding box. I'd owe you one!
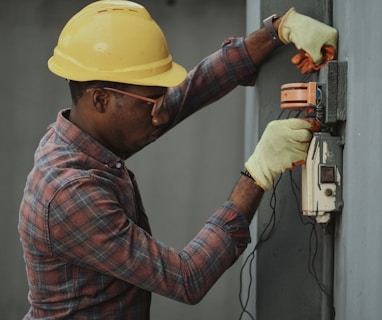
[48,0,187,87]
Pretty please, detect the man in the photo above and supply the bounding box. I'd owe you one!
[19,1,337,319]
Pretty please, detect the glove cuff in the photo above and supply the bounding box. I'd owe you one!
[278,7,297,44]
[244,163,271,192]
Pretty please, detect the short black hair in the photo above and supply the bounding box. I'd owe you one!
[68,80,129,105]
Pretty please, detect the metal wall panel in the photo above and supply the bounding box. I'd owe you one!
[333,0,382,319]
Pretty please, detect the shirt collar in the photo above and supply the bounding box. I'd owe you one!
[53,109,124,169]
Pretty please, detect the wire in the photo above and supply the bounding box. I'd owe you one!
[289,169,336,318]
[238,106,298,320]
[238,175,283,320]
[238,70,337,319]
[238,169,336,319]
[301,70,316,83]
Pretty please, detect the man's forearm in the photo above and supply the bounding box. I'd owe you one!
[228,175,264,223]
[244,17,282,66]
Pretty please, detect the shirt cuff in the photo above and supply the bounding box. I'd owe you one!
[221,37,258,86]
[207,201,252,251]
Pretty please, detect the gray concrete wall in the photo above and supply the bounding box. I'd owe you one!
[333,0,382,319]
[1,1,246,319]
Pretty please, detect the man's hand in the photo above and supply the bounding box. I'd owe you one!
[245,119,315,191]
[279,7,338,73]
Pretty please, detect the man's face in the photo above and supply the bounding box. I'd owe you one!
[94,85,169,159]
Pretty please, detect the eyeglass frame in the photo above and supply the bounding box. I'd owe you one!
[101,87,166,116]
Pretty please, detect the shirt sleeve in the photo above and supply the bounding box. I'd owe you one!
[47,177,251,304]
[164,36,258,125]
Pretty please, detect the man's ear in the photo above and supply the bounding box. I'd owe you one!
[91,88,110,113]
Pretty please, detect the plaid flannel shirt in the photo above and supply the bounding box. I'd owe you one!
[19,37,258,319]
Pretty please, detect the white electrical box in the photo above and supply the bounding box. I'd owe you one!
[301,132,344,223]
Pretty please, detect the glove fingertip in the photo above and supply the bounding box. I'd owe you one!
[303,119,321,132]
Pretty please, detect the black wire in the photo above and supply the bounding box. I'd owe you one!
[301,70,316,83]
[238,69,331,319]
[289,170,336,318]
[238,175,283,320]
[289,170,313,227]
[239,170,336,319]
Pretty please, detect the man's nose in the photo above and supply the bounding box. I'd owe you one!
[151,107,170,126]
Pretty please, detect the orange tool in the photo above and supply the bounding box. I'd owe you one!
[280,82,319,113]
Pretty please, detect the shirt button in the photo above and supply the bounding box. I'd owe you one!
[115,162,122,169]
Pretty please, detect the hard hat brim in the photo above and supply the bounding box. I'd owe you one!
[125,61,188,87]
[48,57,187,88]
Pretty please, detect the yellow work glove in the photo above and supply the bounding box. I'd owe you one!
[245,119,313,191]
[279,7,338,65]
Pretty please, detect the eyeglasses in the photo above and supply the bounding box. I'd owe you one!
[103,87,166,116]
